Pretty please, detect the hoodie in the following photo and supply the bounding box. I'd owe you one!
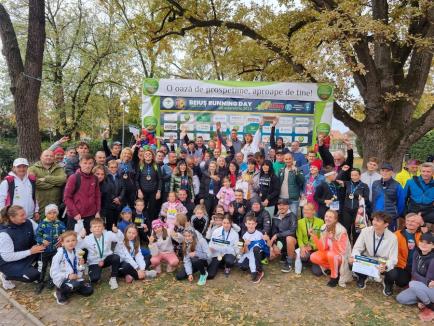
[114,241,147,270]
[183,233,209,275]
[208,226,240,258]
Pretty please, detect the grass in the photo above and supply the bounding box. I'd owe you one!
[7,261,426,326]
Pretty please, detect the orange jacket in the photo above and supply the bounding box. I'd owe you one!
[395,229,421,269]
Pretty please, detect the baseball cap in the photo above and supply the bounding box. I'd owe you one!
[180,148,188,154]
[420,232,433,244]
[380,162,394,171]
[277,198,290,205]
[13,158,29,167]
[121,205,132,214]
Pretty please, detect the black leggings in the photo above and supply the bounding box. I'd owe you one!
[88,254,120,282]
[57,279,93,298]
[176,258,207,280]
[341,208,358,242]
[203,195,217,217]
[102,208,120,230]
[207,254,236,279]
[143,191,158,220]
[118,261,139,280]
[238,247,264,273]
[389,267,412,287]
[38,251,56,283]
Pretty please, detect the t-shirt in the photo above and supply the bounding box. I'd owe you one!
[404,229,416,267]
[243,230,263,244]
[280,169,289,199]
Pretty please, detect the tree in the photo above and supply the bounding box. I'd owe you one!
[0,0,45,162]
[152,0,434,168]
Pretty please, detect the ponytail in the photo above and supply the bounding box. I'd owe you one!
[0,205,24,224]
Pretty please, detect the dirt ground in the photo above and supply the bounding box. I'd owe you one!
[6,260,427,326]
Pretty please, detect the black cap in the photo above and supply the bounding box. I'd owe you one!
[420,232,433,244]
[276,149,284,155]
[250,197,261,205]
[277,198,290,205]
[180,148,188,154]
[380,162,393,171]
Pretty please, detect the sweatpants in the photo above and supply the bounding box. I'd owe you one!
[238,247,263,273]
[0,256,40,283]
[207,254,236,279]
[397,281,434,305]
[38,251,56,283]
[88,254,120,282]
[56,279,93,301]
[176,258,207,280]
[118,261,139,280]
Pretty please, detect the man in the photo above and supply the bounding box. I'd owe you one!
[102,129,122,163]
[63,154,101,233]
[185,141,202,160]
[65,141,90,177]
[278,153,305,216]
[273,149,285,175]
[396,159,420,188]
[289,141,308,168]
[229,189,250,227]
[235,152,247,173]
[178,189,195,219]
[216,122,242,154]
[244,197,271,236]
[94,151,107,166]
[0,158,39,220]
[269,199,297,272]
[300,150,319,177]
[372,163,405,231]
[350,211,398,296]
[28,150,66,216]
[318,134,353,181]
[361,157,381,202]
[269,118,287,152]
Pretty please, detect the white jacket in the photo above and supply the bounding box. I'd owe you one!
[77,230,124,265]
[50,247,84,288]
[114,241,147,270]
[241,128,261,162]
[208,226,240,258]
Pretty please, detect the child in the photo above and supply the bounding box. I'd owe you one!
[175,228,210,285]
[50,231,93,305]
[160,192,187,230]
[206,213,241,241]
[117,206,133,233]
[132,199,151,242]
[115,224,157,283]
[149,219,179,273]
[238,215,269,284]
[208,215,240,278]
[77,218,123,290]
[214,205,225,216]
[217,177,235,212]
[35,204,66,293]
[191,205,209,236]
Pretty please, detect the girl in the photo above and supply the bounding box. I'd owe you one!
[160,192,187,231]
[199,151,212,173]
[214,204,225,216]
[258,160,279,218]
[170,160,195,201]
[118,147,137,208]
[227,161,240,189]
[149,219,179,273]
[191,205,209,236]
[309,209,352,287]
[116,225,157,283]
[199,161,221,216]
[216,157,229,182]
[50,231,93,305]
[302,159,325,213]
[175,228,210,285]
[207,215,240,278]
[216,177,235,212]
[237,158,260,200]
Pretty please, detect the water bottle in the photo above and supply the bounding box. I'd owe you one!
[294,248,302,274]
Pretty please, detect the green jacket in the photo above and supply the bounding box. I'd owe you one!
[273,161,285,175]
[278,167,305,201]
[170,174,195,200]
[28,162,66,214]
[296,217,324,250]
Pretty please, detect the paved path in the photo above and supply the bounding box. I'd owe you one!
[0,292,40,326]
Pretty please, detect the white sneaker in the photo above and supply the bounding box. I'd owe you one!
[109,277,118,290]
[145,270,157,279]
[0,273,15,290]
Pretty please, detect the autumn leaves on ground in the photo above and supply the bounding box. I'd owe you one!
[6,262,424,326]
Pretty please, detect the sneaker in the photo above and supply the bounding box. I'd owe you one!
[382,281,393,296]
[109,277,118,290]
[252,271,264,284]
[224,268,231,277]
[53,290,67,305]
[327,277,339,287]
[281,263,292,273]
[419,307,434,322]
[0,273,15,290]
[251,272,257,281]
[125,274,134,284]
[197,272,208,286]
[46,280,54,289]
[145,270,157,279]
[261,258,269,265]
[356,277,366,289]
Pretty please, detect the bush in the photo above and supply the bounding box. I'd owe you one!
[0,140,17,178]
[409,131,434,162]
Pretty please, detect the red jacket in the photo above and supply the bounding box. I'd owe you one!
[63,170,101,218]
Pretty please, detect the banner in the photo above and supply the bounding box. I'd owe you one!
[141,79,334,152]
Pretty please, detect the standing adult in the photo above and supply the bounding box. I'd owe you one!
[361,157,381,202]
[119,147,137,208]
[258,160,279,218]
[217,123,242,154]
[241,120,263,161]
[318,135,353,181]
[102,129,122,163]
[289,141,308,168]
[396,159,420,188]
[269,118,287,152]
[64,141,90,177]
[170,160,195,201]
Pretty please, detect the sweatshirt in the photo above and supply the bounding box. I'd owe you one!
[183,236,209,275]
[114,241,147,270]
[206,223,241,240]
[149,233,174,255]
[77,230,124,265]
[208,226,240,258]
[50,247,84,288]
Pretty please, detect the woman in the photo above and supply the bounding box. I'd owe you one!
[314,168,344,219]
[199,161,221,216]
[170,160,195,201]
[0,205,45,290]
[237,158,260,200]
[227,161,240,189]
[303,159,325,212]
[258,160,279,217]
[118,147,137,208]
[309,209,352,287]
[135,149,162,220]
[216,157,229,182]
[240,120,263,161]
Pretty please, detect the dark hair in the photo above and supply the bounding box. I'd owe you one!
[212,213,224,221]
[222,214,232,223]
[371,211,391,224]
[235,188,244,194]
[80,153,94,162]
[351,168,361,175]
[75,141,89,150]
[247,158,256,166]
[0,205,24,224]
[261,160,275,176]
[245,212,257,223]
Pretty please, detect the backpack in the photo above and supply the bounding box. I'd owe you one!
[70,172,98,195]
[4,175,36,206]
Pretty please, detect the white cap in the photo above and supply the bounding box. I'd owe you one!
[13,158,29,167]
[45,204,59,215]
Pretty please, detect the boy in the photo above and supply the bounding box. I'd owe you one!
[35,204,66,293]
[77,218,123,290]
[50,231,93,305]
[238,214,268,284]
[132,199,151,244]
[117,206,133,233]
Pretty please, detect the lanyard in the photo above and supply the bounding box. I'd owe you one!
[305,219,313,241]
[63,248,77,274]
[94,235,105,259]
[221,228,231,241]
[328,183,337,196]
[350,182,360,196]
[146,165,151,176]
[373,232,384,257]
[129,241,135,257]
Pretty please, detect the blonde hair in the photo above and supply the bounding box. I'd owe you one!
[0,205,24,224]
[176,213,188,227]
[120,147,133,161]
[60,231,77,241]
[194,204,206,215]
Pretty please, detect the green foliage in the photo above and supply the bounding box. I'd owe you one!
[0,139,17,177]
[409,131,434,162]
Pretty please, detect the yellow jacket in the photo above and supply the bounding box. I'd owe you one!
[395,169,420,188]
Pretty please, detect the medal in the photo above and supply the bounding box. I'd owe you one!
[349,194,354,199]
[146,175,151,181]
[217,255,222,261]
[123,174,128,179]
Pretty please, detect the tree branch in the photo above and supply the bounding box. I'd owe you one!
[332,102,362,132]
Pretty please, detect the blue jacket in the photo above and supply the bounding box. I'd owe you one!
[372,178,405,228]
[35,219,66,253]
[404,176,434,206]
[290,151,308,168]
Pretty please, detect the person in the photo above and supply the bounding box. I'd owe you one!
[237,158,260,201]
[273,149,285,175]
[177,189,195,220]
[156,150,172,203]
[132,199,151,250]
[289,141,308,168]
[360,157,381,202]
[310,209,352,287]
[238,215,268,283]
[0,206,44,290]
[64,154,101,234]
[119,147,137,208]
[302,159,325,212]
[244,198,271,236]
[295,203,324,275]
[393,213,422,289]
[53,147,65,167]
[65,141,90,177]
[278,153,305,216]
[396,232,434,322]
[160,192,187,231]
[217,177,235,212]
[372,163,405,231]
[115,224,157,283]
[117,206,133,233]
[235,152,248,173]
[207,215,240,278]
[149,219,179,274]
[35,204,66,293]
[28,150,66,216]
[199,161,221,216]
[241,120,263,161]
[314,169,343,219]
[269,199,297,272]
[396,159,420,188]
[227,161,240,189]
[100,160,125,230]
[102,129,122,163]
[318,134,353,181]
[404,162,434,227]
[217,125,242,154]
[0,158,39,220]
[228,189,250,228]
[94,151,107,166]
[77,218,123,290]
[258,160,279,218]
[350,211,398,296]
[269,118,287,152]
[170,160,195,201]
[191,205,209,236]
[50,231,93,305]
[300,150,319,177]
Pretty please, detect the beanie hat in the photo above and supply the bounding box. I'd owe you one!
[45,204,59,215]
[311,159,323,171]
[53,147,65,155]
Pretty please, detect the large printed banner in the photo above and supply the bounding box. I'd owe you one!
[141,79,334,152]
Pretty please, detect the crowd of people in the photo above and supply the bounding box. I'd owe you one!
[0,118,433,320]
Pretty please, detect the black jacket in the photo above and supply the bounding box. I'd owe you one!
[199,172,221,198]
[243,207,271,236]
[271,211,297,238]
[258,173,280,207]
[342,180,371,212]
[135,162,162,193]
[314,181,344,218]
[230,199,250,227]
[100,174,125,211]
